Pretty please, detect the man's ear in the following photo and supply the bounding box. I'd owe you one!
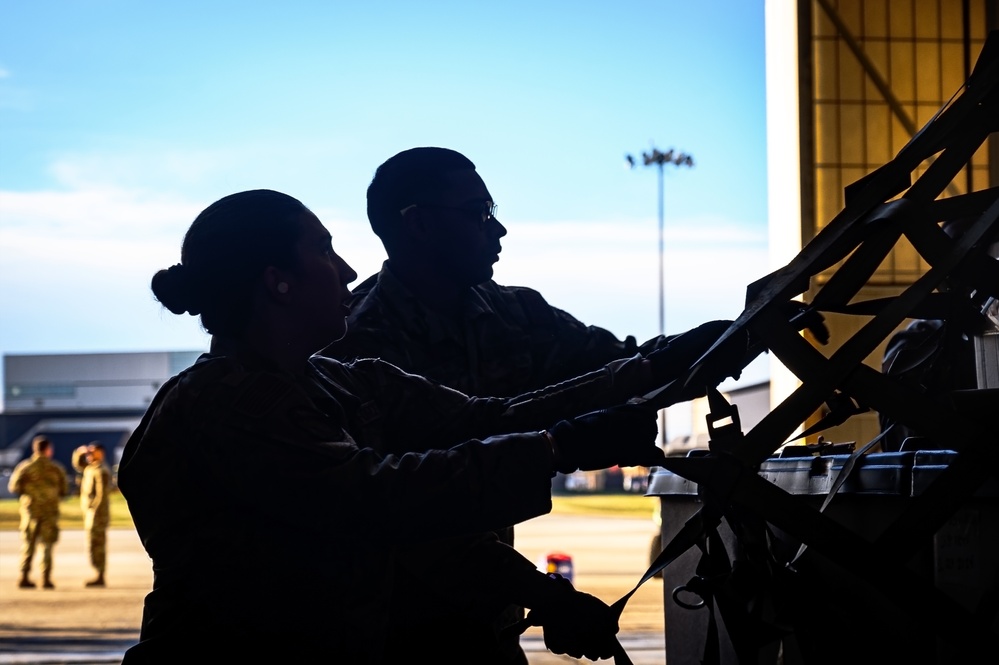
[400,207,434,244]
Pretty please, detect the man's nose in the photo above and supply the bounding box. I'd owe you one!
[490,218,508,238]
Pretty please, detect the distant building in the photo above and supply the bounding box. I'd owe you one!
[1,351,202,495]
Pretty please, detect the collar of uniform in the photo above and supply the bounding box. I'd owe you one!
[374,263,496,343]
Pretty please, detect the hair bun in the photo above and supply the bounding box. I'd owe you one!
[152,263,201,316]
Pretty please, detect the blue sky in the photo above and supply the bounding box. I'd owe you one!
[0,0,771,410]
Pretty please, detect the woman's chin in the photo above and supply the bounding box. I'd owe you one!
[323,322,349,347]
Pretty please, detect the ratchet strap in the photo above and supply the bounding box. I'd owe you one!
[509,34,999,661]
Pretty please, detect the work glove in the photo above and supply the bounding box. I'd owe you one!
[646,319,750,398]
[548,403,663,474]
[530,573,619,661]
[778,299,829,345]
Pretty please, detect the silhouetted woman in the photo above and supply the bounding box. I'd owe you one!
[117,189,669,663]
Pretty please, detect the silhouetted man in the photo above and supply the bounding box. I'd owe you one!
[324,146,745,663]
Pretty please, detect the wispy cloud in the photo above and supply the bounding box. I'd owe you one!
[0,66,33,110]
[47,148,260,191]
[0,187,199,239]
[0,185,378,354]
[493,217,769,344]
[0,182,767,354]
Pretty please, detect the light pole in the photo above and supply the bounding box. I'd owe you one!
[625,146,695,447]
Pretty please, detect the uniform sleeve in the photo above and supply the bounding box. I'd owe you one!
[497,354,654,425]
[7,462,24,495]
[335,355,653,453]
[123,361,558,545]
[512,287,643,382]
[395,532,543,618]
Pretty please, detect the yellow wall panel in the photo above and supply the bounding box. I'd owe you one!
[865,104,892,165]
[815,104,840,162]
[863,0,889,38]
[915,47,942,100]
[914,0,941,39]
[839,50,865,99]
[940,3,964,38]
[840,105,865,163]
[940,42,967,94]
[888,0,914,37]
[890,42,916,99]
[815,39,840,99]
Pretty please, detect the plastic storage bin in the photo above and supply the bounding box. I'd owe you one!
[646,450,998,665]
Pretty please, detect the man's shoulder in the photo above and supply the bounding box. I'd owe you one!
[333,273,437,357]
[343,271,407,324]
[349,275,552,320]
[477,280,544,300]
[28,456,67,477]
[476,281,568,327]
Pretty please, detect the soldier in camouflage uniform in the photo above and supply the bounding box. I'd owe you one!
[322,147,740,663]
[117,189,712,664]
[74,442,112,586]
[7,435,70,589]
[326,147,674,397]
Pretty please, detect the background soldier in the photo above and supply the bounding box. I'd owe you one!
[75,442,112,586]
[8,435,70,589]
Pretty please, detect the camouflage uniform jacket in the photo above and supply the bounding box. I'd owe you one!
[323,263,667,662]
[327,262,666,397]
[7,453,69,522]
[81,460,112,527]
[117,351,648,663]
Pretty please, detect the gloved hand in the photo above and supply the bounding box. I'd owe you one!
[646,319,750,396]
[548,403,663,474]
[778,300,829,345]
[530,574,619,660]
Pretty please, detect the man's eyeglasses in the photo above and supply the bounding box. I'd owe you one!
[400,201,498,226]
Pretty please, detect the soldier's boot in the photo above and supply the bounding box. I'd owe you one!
[85,573,105,587]
[17,573,35,589]
[42,573,54,589]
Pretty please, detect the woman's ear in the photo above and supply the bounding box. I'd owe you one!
[262,266,292,300]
